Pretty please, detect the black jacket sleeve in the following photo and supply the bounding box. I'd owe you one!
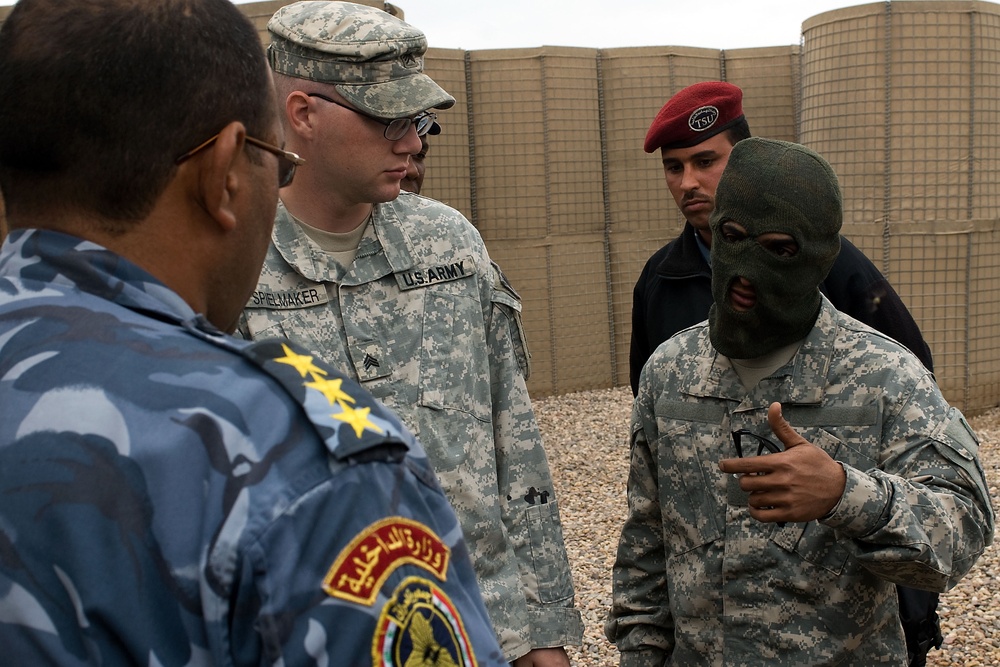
[820,237,934,372]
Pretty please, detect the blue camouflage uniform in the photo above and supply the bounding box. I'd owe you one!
[239,194,583,661]
[606,297,995,667]
[0,228,505,667]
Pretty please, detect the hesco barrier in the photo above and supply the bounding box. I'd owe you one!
[800,1,1000,411]
[422,42,808,400]
[413,0,1000,413]
[406,0,1000,414]
[2,1,998,413]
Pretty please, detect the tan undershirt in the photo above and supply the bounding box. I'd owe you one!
[729,340,803,390]
[293,213,370,269]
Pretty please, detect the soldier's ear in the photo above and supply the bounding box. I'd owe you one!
[285,91,316,140]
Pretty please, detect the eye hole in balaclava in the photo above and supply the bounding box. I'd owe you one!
[717,221,800,258]
[708,138,843,360]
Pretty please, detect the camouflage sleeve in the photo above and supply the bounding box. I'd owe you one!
[605,390,674,665]
[0,328,507,665]
[227,453,507,666]
[491,261,531,379]
[225,339,509,665]
[487,262,584,650]
[822,373,996,591]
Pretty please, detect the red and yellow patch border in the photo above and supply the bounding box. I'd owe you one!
[323,517,450,605]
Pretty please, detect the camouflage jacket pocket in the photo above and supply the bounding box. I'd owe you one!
[652,420,726,556]
[418,289,491,422]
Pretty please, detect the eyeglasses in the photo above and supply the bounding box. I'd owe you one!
[175,133,305,188]
[307,93,438,141]
[731,429,783,459]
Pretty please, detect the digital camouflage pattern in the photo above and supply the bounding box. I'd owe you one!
[0,228,506,666]
[267,1,455,118]
[606,298,995,667]
[240,193,583,661]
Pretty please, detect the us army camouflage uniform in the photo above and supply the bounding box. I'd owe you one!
[0,228,506,666]
[240,194,583,661]
[606,298,994,667]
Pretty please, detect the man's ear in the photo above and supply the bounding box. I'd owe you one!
[285,91,315,138]
[199,121,246,233]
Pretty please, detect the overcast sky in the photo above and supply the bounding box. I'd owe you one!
[233,0,870,51]
[388,0,866,51]
[0,0,873,51]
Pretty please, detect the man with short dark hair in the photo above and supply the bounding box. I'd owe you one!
[607,137,994,667]
[239,3,582,665]
[0,0,504,664]
[400,121,439,194]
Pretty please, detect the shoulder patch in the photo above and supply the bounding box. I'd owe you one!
[372,577,477,667]
[323,517,450,605]
[490,262,530,377]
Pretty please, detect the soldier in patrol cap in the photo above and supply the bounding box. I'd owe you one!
[606,137,994,666]
[238,3,583,665]
[0,0,505,664]
[629,80,944,666]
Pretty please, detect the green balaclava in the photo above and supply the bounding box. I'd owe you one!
[708,138,843,359]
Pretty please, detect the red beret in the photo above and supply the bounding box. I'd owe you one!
[644,81,744,153]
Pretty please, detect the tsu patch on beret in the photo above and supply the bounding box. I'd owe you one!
[644,81,744,153]
[267,1,455,118]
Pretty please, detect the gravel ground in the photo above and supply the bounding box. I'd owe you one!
[534,386,1000,667]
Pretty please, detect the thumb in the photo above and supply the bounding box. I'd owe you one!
[767,401,809,449]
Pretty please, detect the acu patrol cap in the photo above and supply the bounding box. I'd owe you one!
[268,1,456,119]
[644,81,744,153]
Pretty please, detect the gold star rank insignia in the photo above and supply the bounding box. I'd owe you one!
[305,377,355,406]
[274,343,327,379]
[334,403,384,438]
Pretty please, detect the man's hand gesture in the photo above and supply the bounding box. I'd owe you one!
[719,402,847,524]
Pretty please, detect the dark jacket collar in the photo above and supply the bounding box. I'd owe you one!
[656,223,712,279]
